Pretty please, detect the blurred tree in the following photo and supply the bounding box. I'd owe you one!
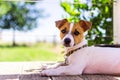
[61,0,113,46]
[0,1,45,46]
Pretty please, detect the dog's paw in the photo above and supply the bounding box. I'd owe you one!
[40,64,58,70]
[40,69,61,76]
[40,65,48,70]
[40,69,54,76]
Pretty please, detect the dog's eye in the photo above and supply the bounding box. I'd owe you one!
[61,28,66,34]
[74,30,80,36]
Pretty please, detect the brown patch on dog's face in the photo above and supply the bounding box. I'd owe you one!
[71,23,84,45]
[72,20,91,45]
[59,22,70,39]
[55,19,70,39]
[79,20,92,32]
[55,19,68,29]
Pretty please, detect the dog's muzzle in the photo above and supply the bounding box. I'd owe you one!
[64,38,71,47]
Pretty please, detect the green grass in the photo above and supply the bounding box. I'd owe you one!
[0,43,64,61]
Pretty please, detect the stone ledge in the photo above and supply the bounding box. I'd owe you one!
[0,62,119,80]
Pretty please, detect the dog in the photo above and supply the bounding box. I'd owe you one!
[40,19,120,76]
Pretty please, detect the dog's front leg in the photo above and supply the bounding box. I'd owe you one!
[40,64,84,76]
[41,62,66,70]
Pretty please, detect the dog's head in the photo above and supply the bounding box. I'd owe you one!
[55,19,92,47]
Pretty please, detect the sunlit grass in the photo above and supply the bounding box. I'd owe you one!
[0,43,64,61]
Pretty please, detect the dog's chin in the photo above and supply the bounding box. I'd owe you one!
[63,44,74,47]
[64,44,70,47]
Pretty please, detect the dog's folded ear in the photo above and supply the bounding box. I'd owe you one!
[55,19,68,29]
[79,20,92,32]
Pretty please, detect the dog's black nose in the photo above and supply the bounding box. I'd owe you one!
[64,38,71,44]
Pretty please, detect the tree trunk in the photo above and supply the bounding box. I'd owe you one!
[12,28,16,46]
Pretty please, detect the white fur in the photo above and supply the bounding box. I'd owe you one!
[69,23,74,34]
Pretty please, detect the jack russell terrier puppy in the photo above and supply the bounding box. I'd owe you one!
[40,19,120,76]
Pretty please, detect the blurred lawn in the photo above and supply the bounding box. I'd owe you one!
[0,43,64,61]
